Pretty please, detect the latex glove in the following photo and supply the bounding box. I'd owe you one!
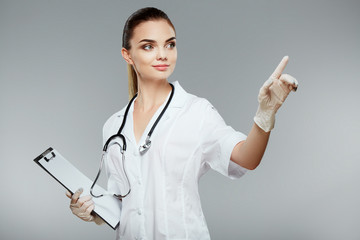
[66,188,95,222]
[254,56,298,132]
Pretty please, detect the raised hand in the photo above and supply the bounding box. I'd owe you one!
[254,56,298,132]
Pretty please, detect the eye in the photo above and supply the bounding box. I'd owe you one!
[143,44,153,50]
[166,41,176,49]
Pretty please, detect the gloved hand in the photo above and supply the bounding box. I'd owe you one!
[254,56,298,132]
[66,188,95,222]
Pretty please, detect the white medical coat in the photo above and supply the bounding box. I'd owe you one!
[103,81,247,240]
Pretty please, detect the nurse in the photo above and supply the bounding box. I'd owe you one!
[66,7,298,239]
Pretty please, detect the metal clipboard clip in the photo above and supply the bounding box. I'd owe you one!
[44,152,55,162]
[39,148,56,162]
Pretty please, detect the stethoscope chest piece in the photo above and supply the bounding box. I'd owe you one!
[139,137,151,154]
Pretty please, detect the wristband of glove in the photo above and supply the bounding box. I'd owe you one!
[254,106,276,132]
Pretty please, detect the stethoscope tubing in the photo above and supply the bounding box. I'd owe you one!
[90,141,131,199]
[90,83,174,199]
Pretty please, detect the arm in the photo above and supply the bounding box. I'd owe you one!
[231,123,270,170]
[231,56,298,170]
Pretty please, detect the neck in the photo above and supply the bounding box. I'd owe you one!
[135,78,171,112]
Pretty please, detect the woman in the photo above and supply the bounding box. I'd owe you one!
[66,7,298,239]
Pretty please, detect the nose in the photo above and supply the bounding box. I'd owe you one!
[156,47,167,61]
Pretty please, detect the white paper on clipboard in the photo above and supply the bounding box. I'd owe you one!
[34,147,121,230]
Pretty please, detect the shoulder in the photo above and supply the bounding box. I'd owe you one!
[102,106,126,139]
[177,85,224,126]
[172,81,214,114]
[187,96,214,114]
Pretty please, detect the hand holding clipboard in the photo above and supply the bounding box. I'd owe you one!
[34,147,121,230]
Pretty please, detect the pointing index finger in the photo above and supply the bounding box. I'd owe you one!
[271,56,289,79]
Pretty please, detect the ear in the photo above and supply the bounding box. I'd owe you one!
[121,48,133,65]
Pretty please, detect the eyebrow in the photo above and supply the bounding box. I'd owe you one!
[138,37,176,44]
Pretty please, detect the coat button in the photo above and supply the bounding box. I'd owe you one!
[137,208,142,215]
[133,150,139,156]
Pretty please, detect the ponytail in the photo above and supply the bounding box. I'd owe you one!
[127,64,138,100]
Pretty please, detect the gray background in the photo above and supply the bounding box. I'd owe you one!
[1,0,359,239]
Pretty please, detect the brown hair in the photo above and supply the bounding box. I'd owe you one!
[122,7,175,99]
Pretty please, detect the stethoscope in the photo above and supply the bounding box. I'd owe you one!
[90,83,174,199]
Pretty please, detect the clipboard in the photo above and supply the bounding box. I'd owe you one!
[34,147,121,230]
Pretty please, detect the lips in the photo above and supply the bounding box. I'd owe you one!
[152,64,169,71]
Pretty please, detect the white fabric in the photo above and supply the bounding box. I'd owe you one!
[103,81,247,240]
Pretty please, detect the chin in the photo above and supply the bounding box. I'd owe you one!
[151,72,173,80]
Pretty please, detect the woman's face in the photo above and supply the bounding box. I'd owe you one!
[122,20,177,82]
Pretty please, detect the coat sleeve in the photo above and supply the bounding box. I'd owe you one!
[200,101,248,179]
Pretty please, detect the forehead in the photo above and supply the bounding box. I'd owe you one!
[131,20,176,43]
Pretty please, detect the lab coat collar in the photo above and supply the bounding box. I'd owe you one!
[114,81,188,146]
[169,81,187,108]
[116,81,187,117]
